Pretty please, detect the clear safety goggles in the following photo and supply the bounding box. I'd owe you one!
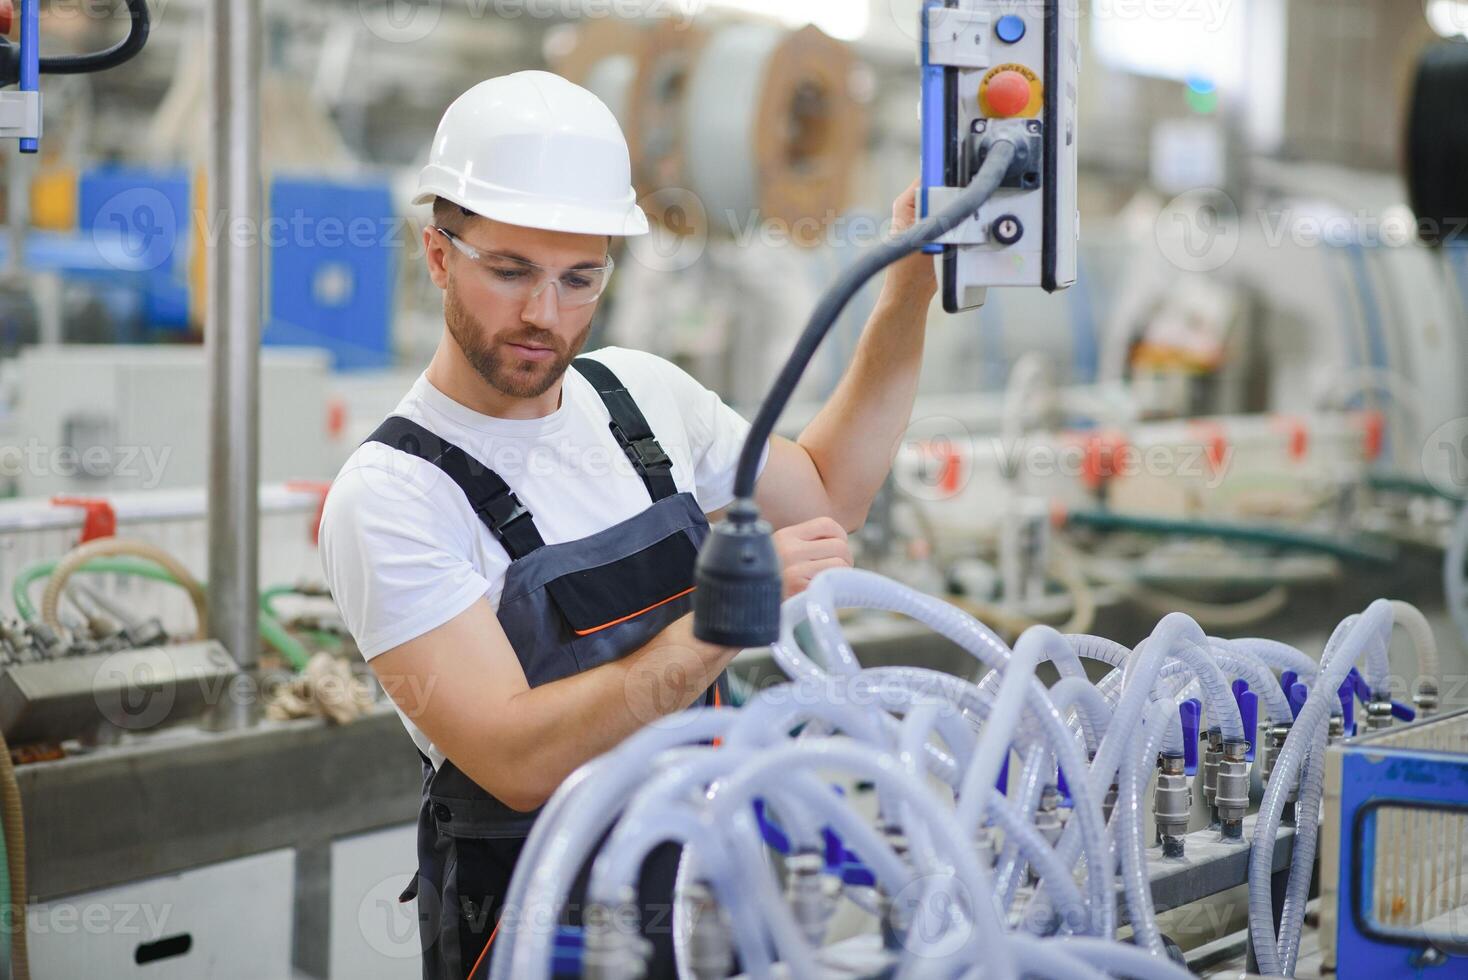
[433,226,614,310]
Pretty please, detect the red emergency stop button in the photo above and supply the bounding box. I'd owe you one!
[986,70,1032,117]
[0,0,13,36]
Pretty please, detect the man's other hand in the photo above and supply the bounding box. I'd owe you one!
[772,516,854,598]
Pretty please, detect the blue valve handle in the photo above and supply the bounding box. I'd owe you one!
[1238,690,1259,760]
[1347,666,1416,721]
[1288,682,1309,719]
[996,752,1010,797]
[1281,670,1298,698]
[753,798,792,855]
[1348,668,1371,704]
[19,0,39,153]
[553,926,585,978]
[1337,680,1355,736]
[1180,699,1201,776]
[1232,678,1249,701]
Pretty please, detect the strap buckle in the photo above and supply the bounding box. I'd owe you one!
[475,490,533,535]
[613,425,673,475]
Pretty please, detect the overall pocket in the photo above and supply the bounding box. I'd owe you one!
[542,530,699,637]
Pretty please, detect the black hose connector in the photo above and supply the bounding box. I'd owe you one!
[39,0,150,75]
[693,499,781,647]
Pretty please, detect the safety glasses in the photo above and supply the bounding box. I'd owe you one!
[433,226,614,310]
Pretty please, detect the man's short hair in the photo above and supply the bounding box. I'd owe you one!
[432,196,477,234]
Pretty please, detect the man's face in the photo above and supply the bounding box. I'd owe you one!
[429,218,611,399]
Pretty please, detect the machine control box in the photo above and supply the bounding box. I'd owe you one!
[920,0,1080,312]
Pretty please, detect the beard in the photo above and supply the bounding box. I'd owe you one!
[444,280,590,399]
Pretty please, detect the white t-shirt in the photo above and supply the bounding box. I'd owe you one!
[319,346,768,765]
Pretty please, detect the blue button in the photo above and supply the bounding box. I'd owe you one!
[996,15,1026,44]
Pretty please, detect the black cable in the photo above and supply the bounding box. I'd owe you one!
[39,0,149,75]
[732,139,1018,499]
[693,140,1018,647]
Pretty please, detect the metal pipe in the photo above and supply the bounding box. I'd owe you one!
[206,0,262,714]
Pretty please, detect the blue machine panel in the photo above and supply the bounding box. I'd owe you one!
[266,177,397,370]
[1333,712,1468,977]
[78,166,192,330]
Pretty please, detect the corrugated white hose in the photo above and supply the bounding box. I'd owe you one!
[871,684,1087,931]
[1117,699,1179,956]
[1034,613,1208,925]
[860,666,1075,788]
[875,673,1095,923]
[1275,610,1384,974]
[1128,635,1245,743]
[590,794,772,974]
[1214,637,1317,679]
[493,710,738,980]
[1277,725,1328,976]
[956,626,1040,838]
[991,678,1111,924]
[1033,936,1195,980]
[1247,600,1393,976]
[1143,646,1294,726]
[1388,599,1439,711]
[707,738,1019,979]
[901,704,1089,932]
[729,680,930,833]
[996,744,1055,909]
[779,569,1113,936]
[1047,676,1112,756]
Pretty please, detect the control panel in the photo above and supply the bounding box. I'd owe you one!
[920,0,1080,312]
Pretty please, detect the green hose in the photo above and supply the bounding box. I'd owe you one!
[12,558,311,672]
[1367,470,1468,504]
[1061,509,1398,565]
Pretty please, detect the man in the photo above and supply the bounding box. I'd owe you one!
[320,70,938,979]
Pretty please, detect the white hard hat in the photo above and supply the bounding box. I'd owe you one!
[414,70,649,237]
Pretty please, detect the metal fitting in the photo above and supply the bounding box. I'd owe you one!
[583,898,651,980]
[1262,725,1296,803]
[1366,699,1394,732]
[1153,753,1191,857]
[1328,714,1346,745]
[1202,729,1223,825]
[1035,785,1064,849]
[684,882,733,979]
[785,850,831,948]
[1215,739,1250,839]
[1414,683,1439,718]
[1028,786,1064,885]
[1102,779,1120,825]
[974,826,997,869]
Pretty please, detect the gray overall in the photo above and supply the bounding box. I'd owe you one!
[367,358,728,980]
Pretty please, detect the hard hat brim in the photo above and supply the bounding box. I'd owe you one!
[413,182,649,238]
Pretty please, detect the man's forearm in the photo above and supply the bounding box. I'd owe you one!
[500,613,737,809]
[798,278,934,528]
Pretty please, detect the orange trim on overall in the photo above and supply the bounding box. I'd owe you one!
[571,586,696,637]
[712,684,724,747]
[467,919,500,980]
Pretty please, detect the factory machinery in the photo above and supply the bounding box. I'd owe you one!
[488,569,1459,979]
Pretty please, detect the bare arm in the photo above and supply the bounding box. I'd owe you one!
[370,601,737,812]
[754,179,937,532]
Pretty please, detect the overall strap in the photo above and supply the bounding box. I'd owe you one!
[365,416,545,560]
[573,357,678,502]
